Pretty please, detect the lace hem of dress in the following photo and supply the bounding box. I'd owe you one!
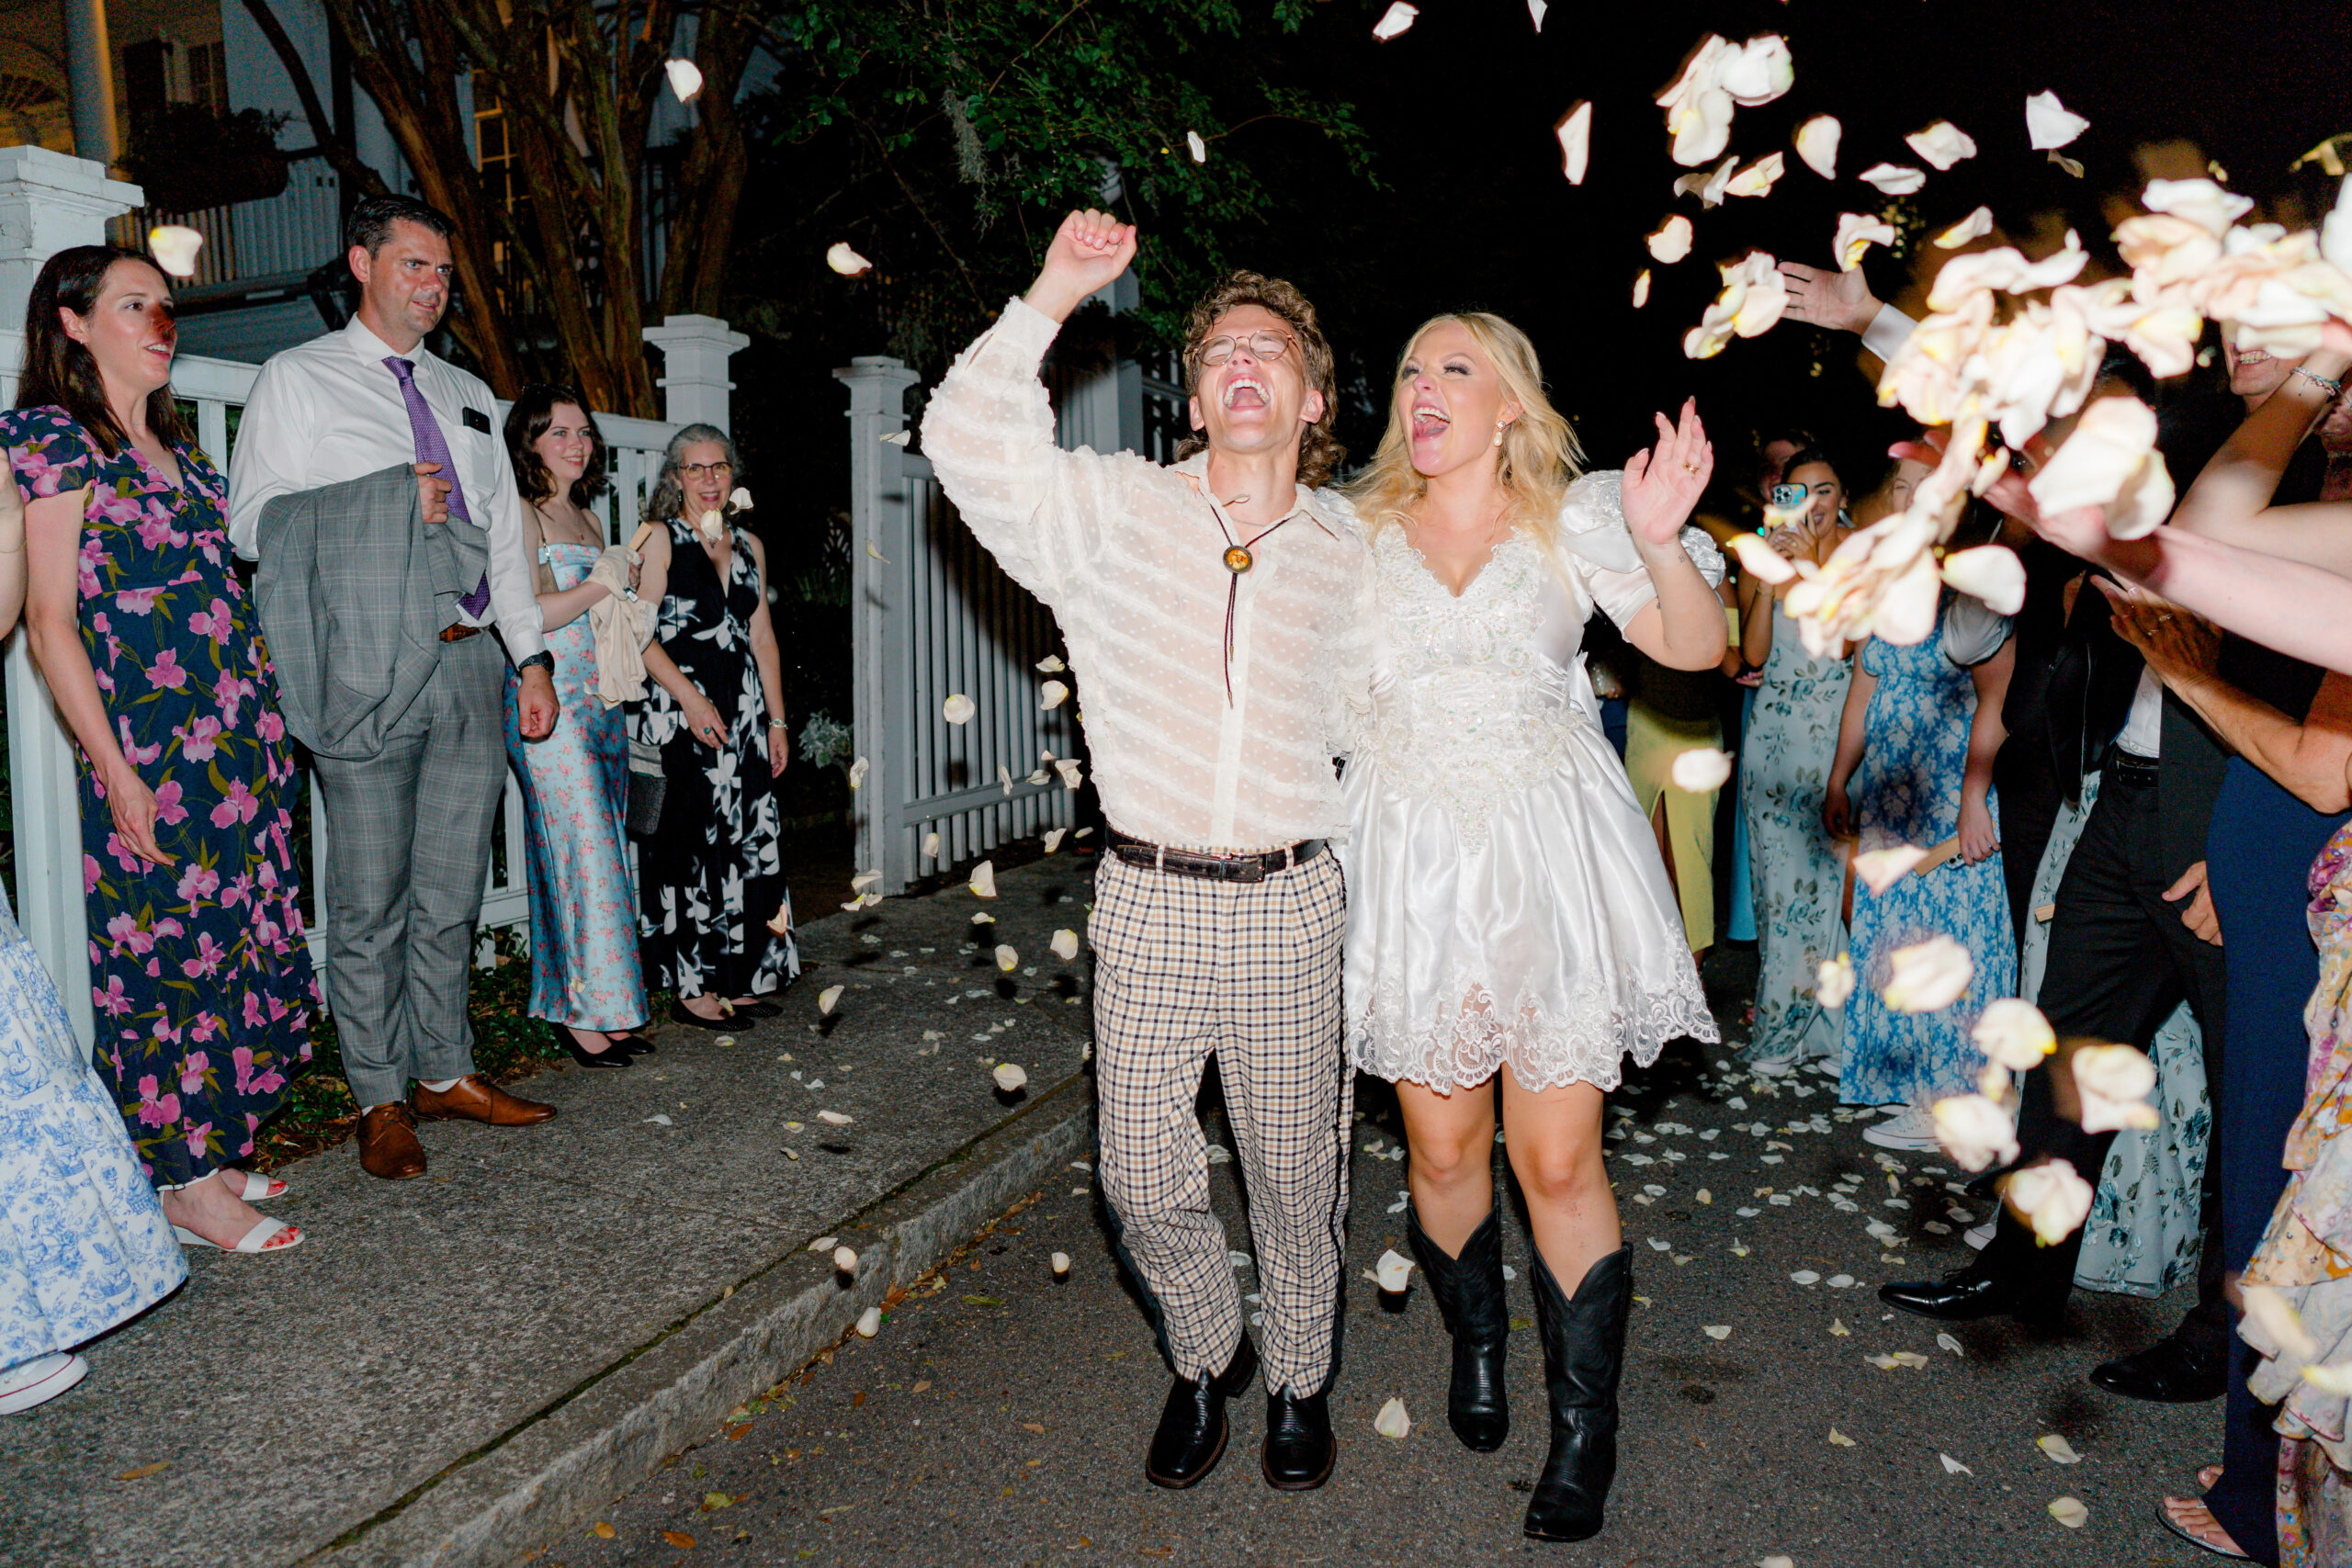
[1347,969,1719,1094]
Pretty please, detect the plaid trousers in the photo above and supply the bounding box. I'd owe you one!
[1091,850,1351,1395]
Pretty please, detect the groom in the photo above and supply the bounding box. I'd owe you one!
[922,211,1366,1489]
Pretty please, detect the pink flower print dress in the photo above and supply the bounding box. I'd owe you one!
[3,407,317,1186]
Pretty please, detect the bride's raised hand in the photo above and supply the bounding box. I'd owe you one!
[1622,398,1713,549]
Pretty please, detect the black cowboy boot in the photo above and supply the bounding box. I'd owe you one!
[1145,1334,1258,1488]
[1261,1382,1336,1490]
[1524,1246,1633,1543]
[1407,1202,1510,1451]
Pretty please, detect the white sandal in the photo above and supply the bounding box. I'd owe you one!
[216,1170,288,1202]
[0,1352,87,1415]
[173,1217,302,1254]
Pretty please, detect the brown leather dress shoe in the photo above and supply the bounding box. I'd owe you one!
[412,1074,559,1126]
[359,1102,428,1180]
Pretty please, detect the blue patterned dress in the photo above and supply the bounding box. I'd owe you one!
[0,880,185,1375]
[1742,602,1851,1064]
[1840,602,2018,1107]
[3,409,316,1186]
[503,543,646,1030]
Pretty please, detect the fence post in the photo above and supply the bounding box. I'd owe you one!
[641,313,747,430]
[833,355,921,893]
[0,149,141,1053]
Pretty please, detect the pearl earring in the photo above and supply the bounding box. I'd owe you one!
[1493,421,1508,448]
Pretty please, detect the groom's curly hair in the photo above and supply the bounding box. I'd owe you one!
[1175,271,1344,489]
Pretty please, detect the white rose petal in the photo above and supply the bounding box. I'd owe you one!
[1935,208,1996,249]
[1555,101,1591,186]
[943,694,976,725]
[2048,1497,2088,1529]
[1835,211,1898,272]
[1054,759,1084,790]
[818,1110,854,1126]
[856,1306,882,1337]
[1815,954,1857,1009]
[1675,155,1738,209]
[1670,747,1734,792]
[2072,1043,2159,1133]
[818,984,844,1015]
[2051,151,2085,178]
[729,487,754,511]
[768,902,795,936]
[1703,1325,1732,1340]
[1039,680,1070,709]
[968,861,997,898]
[995,945,1019,973]
[850,870,883,893]
[847,757,868,790]
[1728,532,1796,583]
[1933,1094,2019,1172]
[1853,844,1928,894]
[2029,396,2175,539]
[1185,130,1207,164]
[2007,1159,2094,1245]
[148,225,204,278]
[1882,936,1974,1013]
[1036,655,1066,673]
[2243,1284,2323,1364]
[1926,234,2090,308]
[2037,1434,2083,1464]
[922,831,940,858]
[2026,91,2089,151]
[824,242,871,276]
[1725,151,1786,199]
[1793,115,1841,179]
[1375,1249,1415,1292]
[665,58,704,102]
[1050,929,1080,961]
[1937,1332,1965,1357]
[1632,269,1652,310]
[1647,214,1695,265]
[1790,1269,1821,1284]
[992,1062,1027,1092]
[1939,1452,1974,1476]
[1940,546,2027,614]
[1656,36,1737,166]
[2142,177,2257,237]
[832,1245,859,1274]
[1859,163,1927,196]
[1373,1394,1412,1438]
[1905,121,1978,172]
[1051,1251,1071,1277]
[1685,249,1788,359]
[1973,998,2057,1070]
[1371,1,1417,40]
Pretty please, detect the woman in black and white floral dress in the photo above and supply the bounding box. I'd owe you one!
[632,424,797,1025]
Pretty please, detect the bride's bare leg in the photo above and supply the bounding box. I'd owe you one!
[1499,1077,1618,1287]
[1395,1077,1499,1254]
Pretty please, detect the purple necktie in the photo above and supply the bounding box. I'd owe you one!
[386,355,491,618]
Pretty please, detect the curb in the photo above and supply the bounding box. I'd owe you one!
[302,1073,1096,1568]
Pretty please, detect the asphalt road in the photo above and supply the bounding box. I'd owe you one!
[539,958,2216,1568]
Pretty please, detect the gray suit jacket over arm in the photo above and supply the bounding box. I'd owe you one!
[252,464,490,761]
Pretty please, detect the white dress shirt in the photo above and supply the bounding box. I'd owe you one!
[226,316,546,662]
[2119,668,2164,758]
[921,297,1370,852]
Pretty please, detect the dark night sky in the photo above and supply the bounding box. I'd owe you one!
[1222,0,2352,483]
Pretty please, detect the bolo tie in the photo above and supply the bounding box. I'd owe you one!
[1204,491,1305,705]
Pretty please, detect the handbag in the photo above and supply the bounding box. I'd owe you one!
[627,735,668,837]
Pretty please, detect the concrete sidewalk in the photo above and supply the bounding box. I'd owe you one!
[0,855,1100,1568]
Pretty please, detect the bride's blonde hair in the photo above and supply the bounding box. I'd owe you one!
[1347,311,1587,553]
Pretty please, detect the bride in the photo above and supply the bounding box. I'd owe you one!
[1340,312,1723,1542]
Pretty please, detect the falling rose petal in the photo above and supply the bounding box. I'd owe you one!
[819,1111,854,1129]
[1934,1094,2020,1171]
[1371,2,1417,40]
[1185,130,1207,164]
[1728,533,1795,584]
[2029,397,2174,538]
[1656,36,1737,166]
[1042,828,1067,854]
[1794,115,1841,179]
[148,225,204,278]
[1684,249,1788,358]
[1905,121,1978,172]
[998,764,1015,795]
[968,860,997,897]
[697,509,726,541]
[1633,269,1652,309]
[1940,545,2026,614]
[2048,1497,2088,1529]
[1050,1251,1072,1278]
[1555,101,1591,185]
[1054,759,1084,790]
[1935,208,1996,249]
[1036,655,1067,674]
[1717,34,1794,107]
[729,487,754,511]
[992,1062,1027,1092]
[2050,151,2085,178]
[850,870,883,892]
[972,911,994,924]
[1375,1249,1415,1291]
[1670,747,1734,792]
[2072,1043,2159,1132]
[1647,215,1695,265]
[665,58,704,102]
[818,984,844,1015]
[876,432,909,449]
[1815,954,1857,1009]
[832,1245,859,1273]
[2026,90,2090,151]
[1881,935,1973,1013]
[922,831,940,858]
[1925,233,2089,307]
[1725,152,1786,199]
[995,944,1019,973]
[1676,156,1738,209]
[1373,1396,1412,1438]
[1972,998,2056,1070]
[2244,1284,2323,1364]
[2037,1434,2083,1464]
[944,694,976,724]
[1835,211,1899,271]
[856,1306,882,1337]
[1702,1325,1732,1340]
[1937,1332,1965,1357]
[1527,0,1546,28]
[1050,929,1080,961]
[1040,680,1070,709]
[1853,844,1928,894]
[1939,1453,1974,1476]
[2007,1159,2094,1245]
[825,242,872,276]
[1858,163,1927,197]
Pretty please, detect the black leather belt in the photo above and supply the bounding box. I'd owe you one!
[439,624,481,643]
[1108,830,1327,883]
[2102,743,2159,784]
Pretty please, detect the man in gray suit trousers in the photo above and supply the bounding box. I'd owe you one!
[231,195,561,1179]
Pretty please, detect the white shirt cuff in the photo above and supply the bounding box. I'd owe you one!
[1860,301,1918,363]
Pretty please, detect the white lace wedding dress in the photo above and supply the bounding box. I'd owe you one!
[1341,472,1720,1093]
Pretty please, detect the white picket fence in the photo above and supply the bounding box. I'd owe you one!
[1,333,686,1050]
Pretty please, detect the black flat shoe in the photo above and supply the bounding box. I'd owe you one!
[557,1029,630,1069]
[2091,1336,2228,1404]
[1147,1336,1258,1489]
[728,999,783,1019]
[667,1000,738,1032]
[608,1032,657,1057]
[1261,1386,1335,1491]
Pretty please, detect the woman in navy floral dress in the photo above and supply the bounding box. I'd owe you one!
[10,246,315,1254]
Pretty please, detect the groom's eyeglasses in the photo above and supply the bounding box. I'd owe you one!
[1193,331,1297,367]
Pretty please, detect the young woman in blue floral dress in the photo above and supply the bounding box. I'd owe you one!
[10,246,316,1254]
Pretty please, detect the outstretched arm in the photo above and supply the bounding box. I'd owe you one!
[1619,400,1730,671]
[2165,347,2352,572]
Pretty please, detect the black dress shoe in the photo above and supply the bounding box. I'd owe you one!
[1261,1385,1336,1490]
[557,1028,631,1069]
[1879,1267,2064,1328]
[1146,1336,1258,1489]
[729,998,784,1019]
[608,1032,656,1057]
[2090,1335,2228,1404]
[667,999,738,1032]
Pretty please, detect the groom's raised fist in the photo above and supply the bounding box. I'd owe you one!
[1026,209,1138,323]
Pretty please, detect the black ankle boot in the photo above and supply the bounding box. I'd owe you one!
[1524,1246,1633,1542]
[1407,1203,1509,1451]
[1146,1334,1258,1488]
[1261,1384,1336,1490]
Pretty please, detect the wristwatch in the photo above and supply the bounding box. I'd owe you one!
[517,650,556,674]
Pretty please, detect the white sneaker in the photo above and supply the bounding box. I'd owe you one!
[1745,1044,1802,1077]
[0,1352,86,1415]
[1862,1103,1942,1152]
[1964,1220,1996,1251]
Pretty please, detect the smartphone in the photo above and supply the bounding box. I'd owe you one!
[1770,482,1807,509]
